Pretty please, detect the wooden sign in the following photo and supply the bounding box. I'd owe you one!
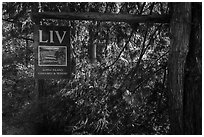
[34,25,71,79]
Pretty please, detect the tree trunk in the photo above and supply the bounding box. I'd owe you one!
[167,3,191,134]
[183,3,202,135]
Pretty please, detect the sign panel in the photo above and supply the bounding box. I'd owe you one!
[34,25,70,79]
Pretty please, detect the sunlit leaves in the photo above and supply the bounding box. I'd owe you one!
[3,2,170,135]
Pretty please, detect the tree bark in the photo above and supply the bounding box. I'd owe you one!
[183,3,202,135]
[167,3,191,134]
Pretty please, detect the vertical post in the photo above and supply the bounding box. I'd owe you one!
[38,79,48,134]
[89,25,97,63]
[89,44,97,63]
[33,15,47,134]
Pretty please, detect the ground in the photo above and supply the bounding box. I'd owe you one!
[2,117,36,135]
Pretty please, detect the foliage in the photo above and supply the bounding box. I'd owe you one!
[2,2,171,135]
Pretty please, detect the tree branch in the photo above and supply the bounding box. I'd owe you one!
[125,26,149,81]
[143,24,162,53]
[31,12,170,23]
[101,3,148,72]
[102,30,134,71]
[145,50,169,71]
[18,36,34,42]
[127,4,158,80]
[133,66,164,91]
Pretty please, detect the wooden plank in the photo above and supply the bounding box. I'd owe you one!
[32,12,170,23]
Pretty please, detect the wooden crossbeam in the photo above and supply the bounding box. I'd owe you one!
[32,12,170,23]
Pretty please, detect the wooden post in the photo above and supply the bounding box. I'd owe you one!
[33,15,48,134]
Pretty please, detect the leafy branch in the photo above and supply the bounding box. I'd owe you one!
[133,65,164,91]
[132,50,169,91]
[102,2,148,71]
[102,30,134,71]
[126,24,163,82]
[125,3,158,81]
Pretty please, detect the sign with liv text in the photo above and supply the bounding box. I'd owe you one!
[34,25,71,79]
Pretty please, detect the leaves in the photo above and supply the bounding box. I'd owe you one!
[3,2,170,135]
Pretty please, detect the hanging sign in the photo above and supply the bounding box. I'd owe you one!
[34,25,71,79]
